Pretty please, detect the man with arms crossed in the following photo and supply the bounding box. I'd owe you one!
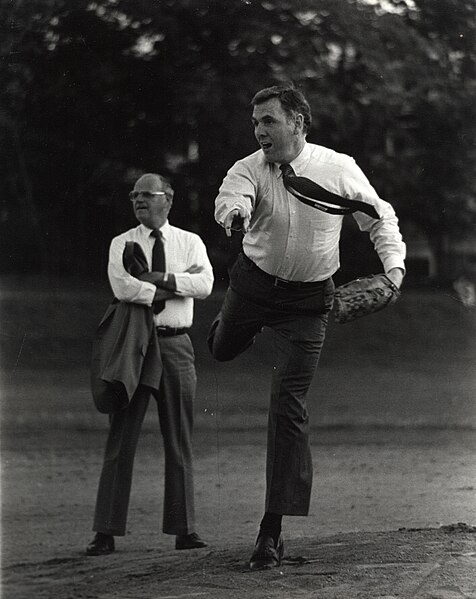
[87,173,214,555]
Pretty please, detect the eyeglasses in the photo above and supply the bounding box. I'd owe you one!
[129,191,167,201]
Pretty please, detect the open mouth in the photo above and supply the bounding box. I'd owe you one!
[261,142,272,151]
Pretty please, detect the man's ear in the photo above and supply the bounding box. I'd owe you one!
[294,113,304,134]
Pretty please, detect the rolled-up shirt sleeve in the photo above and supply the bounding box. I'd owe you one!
[341,159,406,274]
[174,236,214,299]
[107,236,156,305]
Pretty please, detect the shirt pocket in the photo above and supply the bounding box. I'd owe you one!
[311,217,341,249]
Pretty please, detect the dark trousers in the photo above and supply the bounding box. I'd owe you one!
[92,334,196,536]
[208,253,334,515]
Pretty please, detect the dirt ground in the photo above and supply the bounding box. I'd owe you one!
[2,427,475,599]
[1,283,475,597]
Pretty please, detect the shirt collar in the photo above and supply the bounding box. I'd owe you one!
[140,220,171,240]
[275,142,311,178]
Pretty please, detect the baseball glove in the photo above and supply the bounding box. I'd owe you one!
[334,273,400,324]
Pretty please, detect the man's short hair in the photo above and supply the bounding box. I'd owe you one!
[139,173,174,200]
[251,85,312,134]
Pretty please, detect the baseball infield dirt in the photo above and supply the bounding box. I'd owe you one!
[1,283,475,597]
[2,428,475,599]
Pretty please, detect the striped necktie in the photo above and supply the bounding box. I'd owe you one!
[280,164,379,219]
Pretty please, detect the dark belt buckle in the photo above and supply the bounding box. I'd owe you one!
[274,277,295,289]
[156,326,175,337]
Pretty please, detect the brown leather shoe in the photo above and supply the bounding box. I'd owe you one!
[249,534,284,571]
[175,532,208,550]
[86,533,115,556]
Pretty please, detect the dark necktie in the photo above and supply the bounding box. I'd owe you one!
[280,164,379,219]
[151,229,166,314]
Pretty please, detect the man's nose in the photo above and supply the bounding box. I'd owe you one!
[255,122,266,137]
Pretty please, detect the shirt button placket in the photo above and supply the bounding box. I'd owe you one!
[282,201,297,278]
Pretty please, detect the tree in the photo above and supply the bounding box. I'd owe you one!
[1,0,474,281]
[359,0,476,280]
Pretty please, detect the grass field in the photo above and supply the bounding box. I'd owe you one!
[1,275,475,431]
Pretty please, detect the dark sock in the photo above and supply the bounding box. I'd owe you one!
[259,512,282,546]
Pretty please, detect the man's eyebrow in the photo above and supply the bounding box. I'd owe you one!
[251,114,275,123]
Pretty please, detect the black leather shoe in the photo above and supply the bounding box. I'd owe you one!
[249,534,284,571]
[175,532,208,550]
[86,533,115,556]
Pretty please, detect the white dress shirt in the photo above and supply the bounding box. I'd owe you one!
[108,221,214,328]
[215,142,406,282]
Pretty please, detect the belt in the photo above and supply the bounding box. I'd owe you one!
[156,326,190,337]
[241,253,327,290]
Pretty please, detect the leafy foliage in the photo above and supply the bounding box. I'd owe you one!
[0,0,474,278]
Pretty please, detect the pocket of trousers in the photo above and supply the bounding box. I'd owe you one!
[276,278,335,314]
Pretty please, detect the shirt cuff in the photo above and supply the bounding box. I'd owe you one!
[216,201,251,227]
[136,281,157,306]
[383,257,406,275]
[158,273,176,291]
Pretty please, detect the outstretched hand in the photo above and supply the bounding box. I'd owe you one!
[223,208,251,237]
